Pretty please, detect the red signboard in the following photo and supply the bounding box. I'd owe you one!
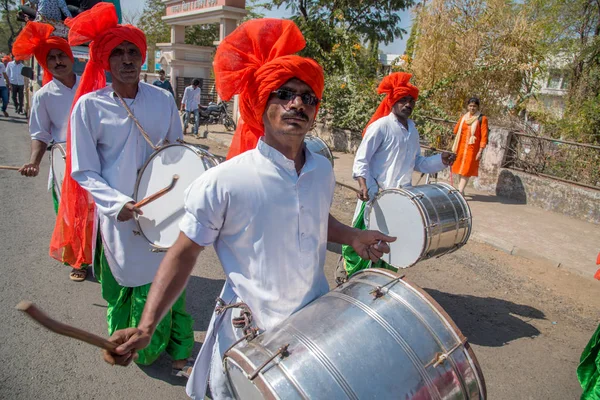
[165,0,246,15]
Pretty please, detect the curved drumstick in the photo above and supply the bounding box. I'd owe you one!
[16,301,118,352]
[134,174,179,209]
[335,180,361,195]
[0,165,22,171]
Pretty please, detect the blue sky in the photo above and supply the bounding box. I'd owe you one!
[121,0,413,54]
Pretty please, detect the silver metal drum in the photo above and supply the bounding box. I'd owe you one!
[304,135,334,167]
[224,269,486,400]
[365,182,472,269]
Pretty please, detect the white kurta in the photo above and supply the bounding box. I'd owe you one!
[182,139,335,399]
[353,113,446,198]
[29,75,80,144]
[70,82,183,287]
[29,75,80,191]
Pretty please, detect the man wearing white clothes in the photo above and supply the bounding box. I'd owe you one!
[12,21,85,281]
[0,56,9,117]
[6,59,25,114]
[103,19,395,399]
[341,72,456,278]
[51,3,194,375]
[181,78,201,135]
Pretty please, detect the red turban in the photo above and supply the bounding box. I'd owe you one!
[49,2,147,268]
[12,22,73,86]
[213,19,325,159]
[363,72,420,136]
[595,252,600,280]
[2,55,12,63]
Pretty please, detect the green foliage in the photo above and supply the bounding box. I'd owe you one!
[138,0,170,45]
[0,0,19,53]
[185,24,219,47]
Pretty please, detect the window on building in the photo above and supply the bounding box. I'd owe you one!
[560,74,570,90]
[546,69,562,89]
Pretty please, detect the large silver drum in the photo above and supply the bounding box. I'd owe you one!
[365,182,472,269]
[224,269,486,399]
[304,135,334,167]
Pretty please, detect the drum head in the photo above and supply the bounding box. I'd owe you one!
[135,144,211,248]
[304,135,334,167]
[50,143,66,199]
[366,190,426,268]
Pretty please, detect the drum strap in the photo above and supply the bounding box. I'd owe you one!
[114,91,160,150]
[215,297,258,340]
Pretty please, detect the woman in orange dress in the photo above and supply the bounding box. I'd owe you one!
[451,97,488,195]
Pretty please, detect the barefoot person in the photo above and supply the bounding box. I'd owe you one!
[101,19,395,399]
[12,21,87,281]
[341,72,456,278]
[50,3,194,375]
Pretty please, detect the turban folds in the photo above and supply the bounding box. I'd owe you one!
[213,19,324,159]
[49,2,147,267]
[363,72,420,136]
[12,22,74,86]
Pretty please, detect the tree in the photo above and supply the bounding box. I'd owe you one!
[138,0,170,46]
[0,0,20,53]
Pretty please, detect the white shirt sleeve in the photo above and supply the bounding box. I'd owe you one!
[352,125,383,180]
[414,153,446,174]
[179,172,226,247]
[70,99,134,218]
[166,95,183,142]
[28,91,53,144]
[6,63,12,81]
[181,87,190,107]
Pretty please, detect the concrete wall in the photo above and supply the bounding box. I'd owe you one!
[312,122,600,224]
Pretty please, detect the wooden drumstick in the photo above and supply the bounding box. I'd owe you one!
[16,301,118,352]
[335,180,361,195]
[134,174,179,209]
[0,165,21,171]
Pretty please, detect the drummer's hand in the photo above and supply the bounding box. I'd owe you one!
[103,327,151,367]
[441,151,456,166]
[352,230,396,262]
[117,202,143,222]
[18,162,39,177]
[357,186,369,202]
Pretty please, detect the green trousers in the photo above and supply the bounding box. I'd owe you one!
[94,240,195,365]
[578,323,600,399]
[341,201,396,278]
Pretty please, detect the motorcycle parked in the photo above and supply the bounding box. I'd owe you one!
[186,101,236,138]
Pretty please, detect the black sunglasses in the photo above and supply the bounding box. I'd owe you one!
[271,89,320,106]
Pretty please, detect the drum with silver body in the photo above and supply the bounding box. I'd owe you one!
[50,142,67,200]
[224,268,486,399]
[365,182,471,269]
[134,142,219,250]
[304,135,334,167]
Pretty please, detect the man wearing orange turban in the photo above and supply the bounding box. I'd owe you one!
[340,72,456,278]
[12,22,86,281]
[49,2,194,375]
[103,18,394,399]
[0,55,9,117]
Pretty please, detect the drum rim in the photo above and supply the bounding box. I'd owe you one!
[364,188,429,268]
[432,182,473,252]
[50,142,67,197]
[352,268,487,398]
[224,347,281,400]
[304,134,334,167]
[133,142,215,249]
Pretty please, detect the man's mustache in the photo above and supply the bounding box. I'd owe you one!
[282,111,309,121]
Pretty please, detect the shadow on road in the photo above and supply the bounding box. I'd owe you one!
[424,288,545,347]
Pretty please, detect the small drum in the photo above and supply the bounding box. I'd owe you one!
[50,142,67,200]
[134,143,219,250]
[304,135,334,167]
[224,269,486,399]
[365,182,471,269]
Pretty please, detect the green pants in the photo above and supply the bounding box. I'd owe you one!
[95,241,194,365]
[341,201,396,278]
[578,323,600,399]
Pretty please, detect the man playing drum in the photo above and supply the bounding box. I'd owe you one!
[12,22,86,281]
[101,19,395,399]
[50,3,194,376]
[341,72,456,278]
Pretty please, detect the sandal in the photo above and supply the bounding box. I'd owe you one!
[69,268,87,282]
[171,358,195,378]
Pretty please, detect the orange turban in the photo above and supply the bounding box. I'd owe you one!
[213,19,325,159]
[2,55,11,63]
[363,72,419,136]
[49,2,147,268]
[12,22,73,86]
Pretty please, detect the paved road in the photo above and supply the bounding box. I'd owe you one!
[0,111,596,399]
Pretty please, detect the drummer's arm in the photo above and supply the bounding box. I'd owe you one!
[328,214,395,262]
[70,101,134,218]
[20,92,51,176]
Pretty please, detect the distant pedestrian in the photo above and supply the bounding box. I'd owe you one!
[181,78,201,135]
[6,59,25,114]
[451,97,489,195]
[141,73,147,83]
[0,56,9,117]
[152,69,174,97]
